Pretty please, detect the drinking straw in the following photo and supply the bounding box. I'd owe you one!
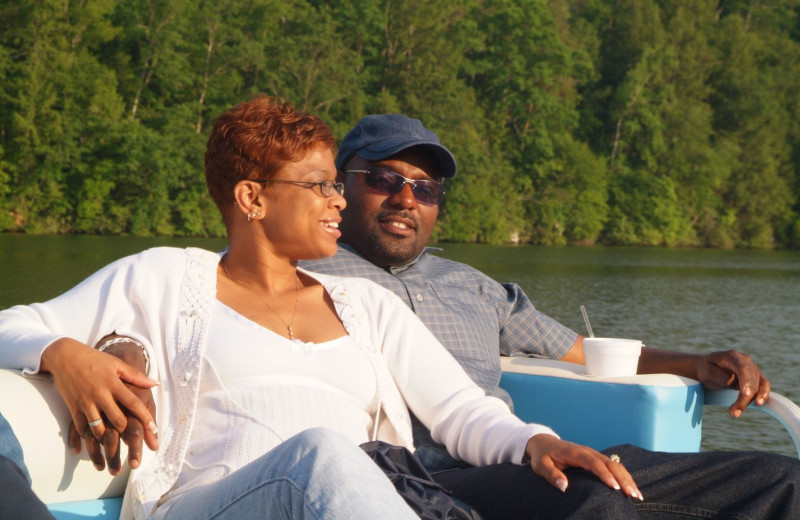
[580,305,595,338]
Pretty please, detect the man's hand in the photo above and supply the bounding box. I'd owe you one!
[524,434,643,500]
[694,350,770,417]
[68,378,156,475]
[636,345,771,418]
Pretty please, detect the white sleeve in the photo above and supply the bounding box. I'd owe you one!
[368,283,558,467]
[0,252,145,373]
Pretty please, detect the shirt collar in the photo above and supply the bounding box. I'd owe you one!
[338,242,441,274]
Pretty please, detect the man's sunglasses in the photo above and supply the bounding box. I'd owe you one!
[345,167,445,206]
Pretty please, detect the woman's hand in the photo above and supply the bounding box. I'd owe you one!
[525,434,643,500]
[40,337,159,463]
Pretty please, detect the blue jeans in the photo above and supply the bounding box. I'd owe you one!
[433,444,800,519]
[155,428,418,520]
[0,412,29,483]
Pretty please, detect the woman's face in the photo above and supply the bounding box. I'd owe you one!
[260,145,345,260]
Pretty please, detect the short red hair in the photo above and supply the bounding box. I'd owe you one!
[205,96,336,215]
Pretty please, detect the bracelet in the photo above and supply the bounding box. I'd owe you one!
[97,337,151,375]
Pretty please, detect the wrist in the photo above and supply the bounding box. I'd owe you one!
[96,336,150,374]
[40,337,77,374]
[638,346,699,378]
[524,432,558,464]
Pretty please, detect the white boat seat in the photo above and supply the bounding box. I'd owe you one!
[2,359,800,520]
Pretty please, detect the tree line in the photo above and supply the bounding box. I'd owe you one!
[1,0,798,248]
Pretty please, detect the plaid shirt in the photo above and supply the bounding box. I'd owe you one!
[301,243,577,471]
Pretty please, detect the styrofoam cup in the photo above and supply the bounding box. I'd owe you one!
[583,337,642,377]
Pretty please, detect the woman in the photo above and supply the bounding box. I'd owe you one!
[0,97,639,519]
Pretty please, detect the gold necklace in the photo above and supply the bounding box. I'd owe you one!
[222,255,300,341]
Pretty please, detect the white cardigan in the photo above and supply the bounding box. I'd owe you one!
[0,247,556,519]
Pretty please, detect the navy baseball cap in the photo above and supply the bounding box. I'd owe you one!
[336,114,457,178]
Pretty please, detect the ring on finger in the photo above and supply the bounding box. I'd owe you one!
[610,454,621,463]
[88,418,103,428]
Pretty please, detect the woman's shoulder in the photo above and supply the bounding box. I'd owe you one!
[301,268,380,289]
[121,246,220,264]
[96,247,220,281]
[300,268,403,303]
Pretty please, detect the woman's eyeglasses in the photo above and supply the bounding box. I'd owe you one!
[248,178,344,198]
[345,167,445,206]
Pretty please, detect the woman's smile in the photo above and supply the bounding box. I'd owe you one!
[320,218,342,238]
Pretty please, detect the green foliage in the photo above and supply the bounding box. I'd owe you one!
[575,0,800,248]
[0,0,798,248]
[435,127,525,244]
[603,168,696,246]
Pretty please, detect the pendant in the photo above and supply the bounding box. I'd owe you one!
[288,326,294,341]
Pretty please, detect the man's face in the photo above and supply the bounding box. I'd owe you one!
[339,148,441,268]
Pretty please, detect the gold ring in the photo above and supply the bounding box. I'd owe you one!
[610,454,621,463]
[87,418,103,428]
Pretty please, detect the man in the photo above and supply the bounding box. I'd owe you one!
[301,114,771,472]
[289,114,800,518]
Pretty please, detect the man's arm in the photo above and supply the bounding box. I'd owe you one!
[498,277,769,416]
[559,337,770,417]
[637,345,769,416]
[559,336,586,365]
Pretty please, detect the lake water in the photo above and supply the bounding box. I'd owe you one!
[2,234,799,457]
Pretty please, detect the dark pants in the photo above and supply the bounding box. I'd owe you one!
[0,455,54,520]
[432,444,800,519]
[0,413,54,520]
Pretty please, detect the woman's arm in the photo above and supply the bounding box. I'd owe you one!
[371,284,642,499]
[0,252,159,452]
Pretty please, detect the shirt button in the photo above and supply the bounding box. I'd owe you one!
[415,294,424,302]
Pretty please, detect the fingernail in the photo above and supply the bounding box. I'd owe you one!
[611,479,621,490]
[149,378,160,386]
[148,421,158,435]
[743,385,752,396]
[556,478,568,492]
[627,486,644,501]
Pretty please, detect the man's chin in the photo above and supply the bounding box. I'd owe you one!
[365,236,419,268]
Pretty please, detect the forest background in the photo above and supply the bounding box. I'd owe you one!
[1,0,798,248]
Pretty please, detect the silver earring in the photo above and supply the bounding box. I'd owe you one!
[247,210,262,222]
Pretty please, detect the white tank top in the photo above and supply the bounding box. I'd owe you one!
[172,300,380,497]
